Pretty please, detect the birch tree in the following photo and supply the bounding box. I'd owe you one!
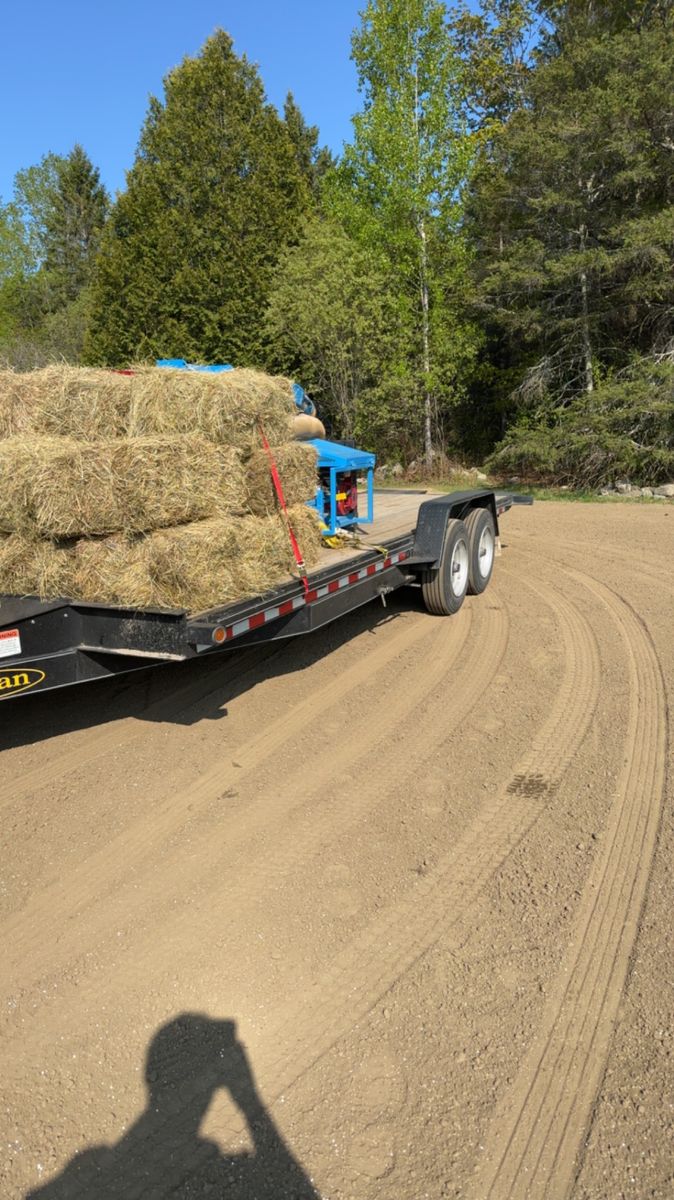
[331,0,476,468]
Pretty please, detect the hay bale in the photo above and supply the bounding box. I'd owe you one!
[128,367,296,449]
[0,373,19,438]
[0,533,74,599]
[0,535,38,597]
[71,506,323,611]
[7,365,133,440]
[0,436,244,538]
[3,505,322,609]
[245,443,319,516]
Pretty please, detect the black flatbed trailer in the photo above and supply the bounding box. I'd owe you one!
[0,490,524,702]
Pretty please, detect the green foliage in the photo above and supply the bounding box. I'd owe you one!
[42,146,109,304]
[265,219,414,453]
[9,155,62,272]
[448,1,540,131]
[465,0,674,480]
[0,147,108,367]
[488,357,674,485]
[322,0,479,464]
[283,93,335,200]
[85,31,311,366]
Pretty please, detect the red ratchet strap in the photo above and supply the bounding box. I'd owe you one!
[257,420,311,602]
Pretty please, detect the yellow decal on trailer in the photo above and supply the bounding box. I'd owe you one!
[0,668,46,697]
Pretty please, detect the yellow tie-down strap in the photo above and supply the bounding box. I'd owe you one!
[319,521,389,557]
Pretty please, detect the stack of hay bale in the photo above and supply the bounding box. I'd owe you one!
[0,365,323,612]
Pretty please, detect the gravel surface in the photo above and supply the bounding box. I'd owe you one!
[1,500,672,1199]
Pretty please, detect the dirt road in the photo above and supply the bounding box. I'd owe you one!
[1,501,672,1199]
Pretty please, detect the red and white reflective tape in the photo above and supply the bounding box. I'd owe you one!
[208,549,410,647]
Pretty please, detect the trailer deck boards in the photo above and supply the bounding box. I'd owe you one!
[312,489,436,570]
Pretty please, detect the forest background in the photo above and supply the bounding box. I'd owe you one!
[1,0,672,486]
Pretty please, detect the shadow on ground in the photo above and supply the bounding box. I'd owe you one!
[26,1013,320,1200]
[2,587,427,750]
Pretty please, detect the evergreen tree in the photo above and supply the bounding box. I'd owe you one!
[86,31,311,366]
[469,0,674,480]
[0,148,108,366]
[448,0,540,133]
[283,93,335,200]
[43,145,109,304]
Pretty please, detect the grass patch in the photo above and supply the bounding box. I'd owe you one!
[376,473,669,502]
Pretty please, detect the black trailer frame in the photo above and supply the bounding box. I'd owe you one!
[0,491,516,702]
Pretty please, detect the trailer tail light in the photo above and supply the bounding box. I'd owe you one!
[212,626,226,644]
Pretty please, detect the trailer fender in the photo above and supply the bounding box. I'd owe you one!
[406,490,500,569]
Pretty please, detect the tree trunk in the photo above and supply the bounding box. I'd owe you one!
[413,56,433,472]
[579,223,593,394]
[419,217,433,470]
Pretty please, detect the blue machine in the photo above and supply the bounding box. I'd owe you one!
[155,361,375,537]
[306,438,375,535]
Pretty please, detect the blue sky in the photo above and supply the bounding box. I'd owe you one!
[0,0,367,202]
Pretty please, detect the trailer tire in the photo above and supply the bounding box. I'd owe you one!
[421,518,470,615]
[465,507,496,595]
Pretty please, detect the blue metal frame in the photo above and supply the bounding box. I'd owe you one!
[306,438,375,535]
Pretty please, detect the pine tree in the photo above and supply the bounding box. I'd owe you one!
[470,1,674,481]
[43,145,109,304]
[448,0,540,133]
[283,94,335,200]
[467,1,674,403]
[86,31,311,366]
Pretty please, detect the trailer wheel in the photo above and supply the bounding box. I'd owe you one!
[421,518,470,615]
[465,507,496,595]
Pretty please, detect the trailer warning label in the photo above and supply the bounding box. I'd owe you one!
[0,668,45,697]
[0,628,21,658]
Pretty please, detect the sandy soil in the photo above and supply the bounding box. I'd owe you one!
[1,500,672,1200]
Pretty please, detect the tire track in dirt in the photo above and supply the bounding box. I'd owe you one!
[51,572,598,1183]
[520,532,667,591]
[198,575,602,1134]
[1,609,474,1007]
[4,575,591,1195]
[2,597,510,1047]
[468,569,667,1200]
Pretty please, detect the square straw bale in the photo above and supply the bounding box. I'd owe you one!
[244,442,319,516]
[0,436,244,538]
[128,367,296,449]
[0,506,324,610]
[10,365,133,440]
[0,533,74,600]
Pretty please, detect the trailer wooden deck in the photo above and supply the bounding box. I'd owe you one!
[313,489,434,571]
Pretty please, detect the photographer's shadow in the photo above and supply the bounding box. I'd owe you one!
[27,1013,320,1199]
